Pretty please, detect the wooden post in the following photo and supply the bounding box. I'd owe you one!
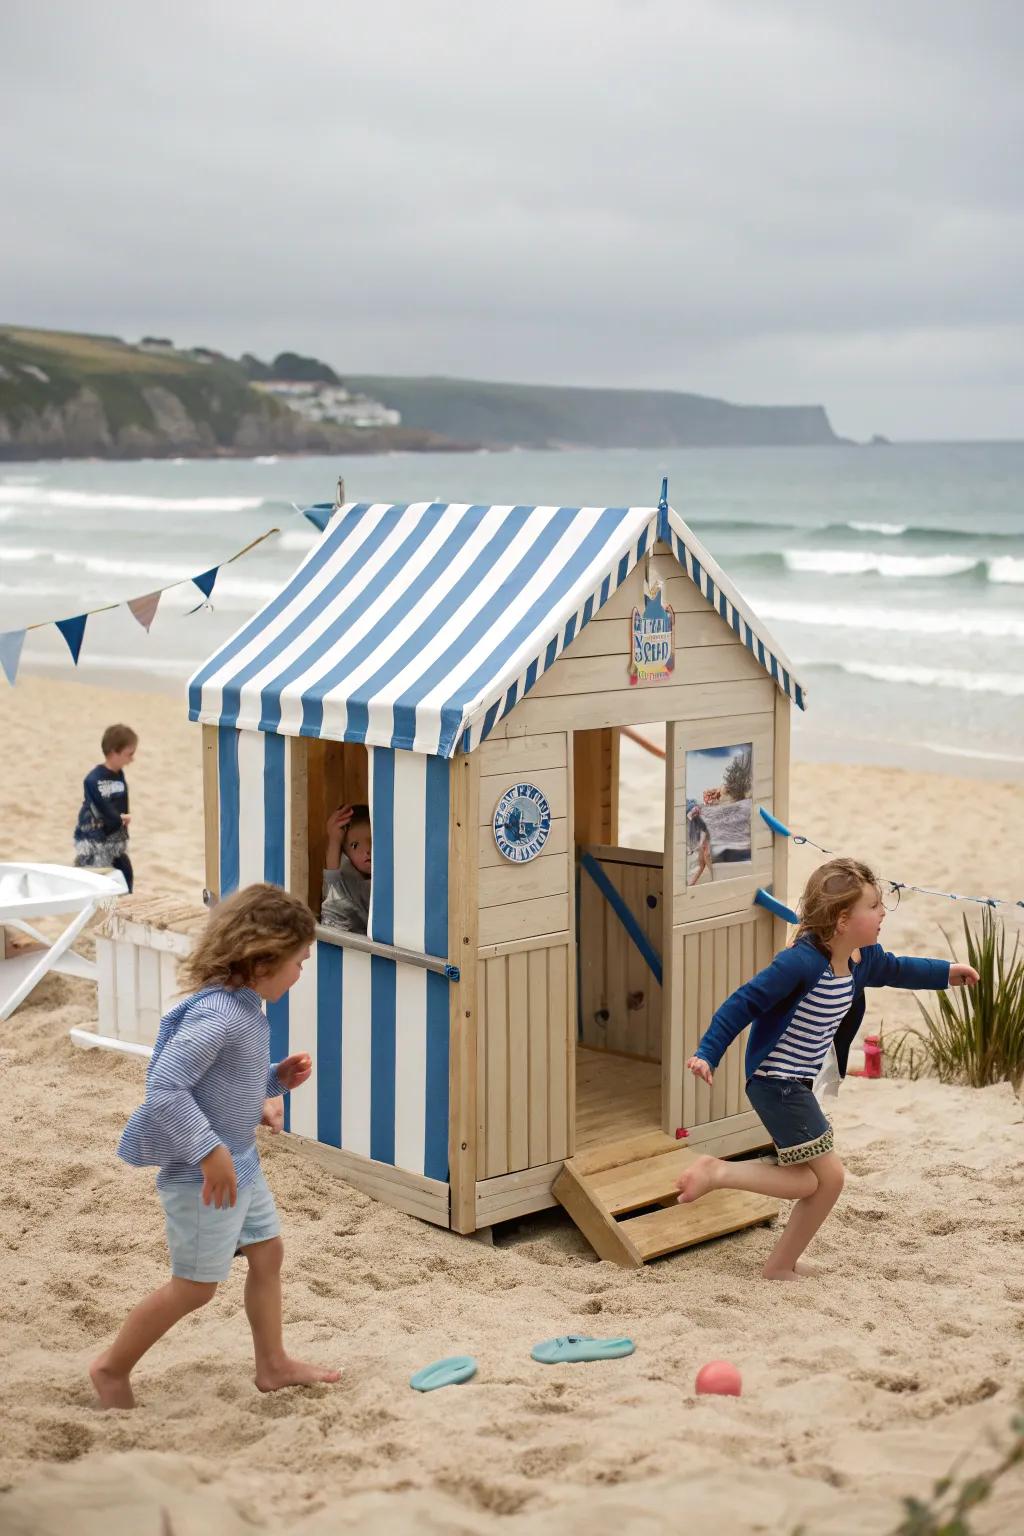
[306,739,326,912]
[772,693,792,952]
[448,752,480,1232]
[573,727,618,846]
[565,730,578,1156]
[661,723,682,1134]
[288,738,309,901]
[202,725,220,900]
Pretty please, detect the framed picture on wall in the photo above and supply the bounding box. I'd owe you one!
[684,743,753,887]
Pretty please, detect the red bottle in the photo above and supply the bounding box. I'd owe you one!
[862,1034,883,1079]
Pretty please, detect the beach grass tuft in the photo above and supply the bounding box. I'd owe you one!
[884,909,1024,1089]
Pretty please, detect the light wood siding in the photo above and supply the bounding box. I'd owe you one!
[667,907,775,1135]
[474,731,575,1181]
[476,939,573,1178]
[476,739,571,946]
[578,846,663,1061]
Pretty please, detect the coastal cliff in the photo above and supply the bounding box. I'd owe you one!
[0,326,848,460]
[345,374,846,449]
[0,329,464,460]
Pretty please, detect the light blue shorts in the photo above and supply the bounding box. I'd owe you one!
[159,1168,281,1282]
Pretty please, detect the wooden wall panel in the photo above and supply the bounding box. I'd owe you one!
[663,907,773,1134]
[577,847,664,1061]
[475,940,573,1178]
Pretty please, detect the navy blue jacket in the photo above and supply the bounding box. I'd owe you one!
[694,935,950,1080]
[75,764,129,842]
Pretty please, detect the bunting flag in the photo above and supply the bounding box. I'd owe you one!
[3,525,281,686]
[0,630,25,686]
[55,614,88,664]
[192,567,219,601]
[128,591,161,631]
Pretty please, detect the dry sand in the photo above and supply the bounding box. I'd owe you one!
[1,674,1023,1535]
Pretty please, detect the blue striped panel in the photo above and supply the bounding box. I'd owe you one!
[310,503,528,743]
[263,731,286,886]
[189,504,372,719]
[423,970,449,1180]
[227,504,397,732]
[369,747,395,946]
[370,955,396,1164]
[316,940,343,1147]
[267,994,290,1131]
[218,726,240,896]
[423,755,449,959]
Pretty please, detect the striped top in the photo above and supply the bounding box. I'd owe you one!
[187,501,806,757]
[753,967,855,1081]
[118,986,283,1189]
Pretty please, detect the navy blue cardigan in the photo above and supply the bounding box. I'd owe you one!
[694,936,950,1080]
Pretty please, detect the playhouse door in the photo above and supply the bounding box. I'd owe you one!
[661,715,778,1155]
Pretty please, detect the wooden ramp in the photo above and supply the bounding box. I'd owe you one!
[552,1132,779,1268]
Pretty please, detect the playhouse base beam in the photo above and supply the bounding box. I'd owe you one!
[284,1134,451,1228]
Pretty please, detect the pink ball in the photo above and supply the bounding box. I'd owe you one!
[695,1360,742,1397]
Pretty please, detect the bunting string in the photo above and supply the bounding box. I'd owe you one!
[758,806,1024,913]
[0,527,281,683]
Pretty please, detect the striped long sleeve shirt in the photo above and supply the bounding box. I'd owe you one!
[118,986,283,1190]
[754,967,855,1081]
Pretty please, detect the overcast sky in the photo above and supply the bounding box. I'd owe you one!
[3,1,1021,440]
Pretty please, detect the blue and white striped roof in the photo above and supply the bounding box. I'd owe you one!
[188,501,806,757]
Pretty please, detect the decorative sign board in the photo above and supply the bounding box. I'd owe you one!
[493,782,552,863]
[629,581,675,685]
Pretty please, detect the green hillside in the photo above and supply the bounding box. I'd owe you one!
[0,328,459,459]
[344,374,844,449]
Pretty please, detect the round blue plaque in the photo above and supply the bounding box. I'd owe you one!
[492,782,552,863]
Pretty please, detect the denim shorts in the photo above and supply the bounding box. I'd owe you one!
[159,1168,280,1282]
[745,1076,835,1165]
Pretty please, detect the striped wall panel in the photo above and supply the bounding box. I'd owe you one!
[281,939,450,1180]
[214,726,450,1179]
[367,746,450,956]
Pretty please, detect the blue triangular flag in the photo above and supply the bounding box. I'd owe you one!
[0,629,26,685]
[56,614,87,664]
[302,503,334,533]
[193,567,219,600]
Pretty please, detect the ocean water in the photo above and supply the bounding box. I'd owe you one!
[1,443,1022,779]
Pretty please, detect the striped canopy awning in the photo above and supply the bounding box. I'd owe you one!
[188,501,806,757]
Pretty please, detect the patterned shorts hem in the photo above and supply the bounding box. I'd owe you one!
[777,1127,835,1165]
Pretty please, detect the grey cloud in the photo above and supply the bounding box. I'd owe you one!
[2,0,1021,437]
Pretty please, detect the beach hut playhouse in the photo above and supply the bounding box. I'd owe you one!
[186,492,806,1266]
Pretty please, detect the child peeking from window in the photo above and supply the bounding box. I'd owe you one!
[321,804,371,934]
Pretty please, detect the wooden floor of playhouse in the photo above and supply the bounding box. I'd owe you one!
[575,1045,661,1151]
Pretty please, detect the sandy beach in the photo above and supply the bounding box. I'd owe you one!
[1,674,1023,1534]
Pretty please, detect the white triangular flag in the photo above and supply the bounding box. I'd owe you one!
[128,591,161,632]
[0,629,26,685]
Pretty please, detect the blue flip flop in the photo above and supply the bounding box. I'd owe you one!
[410,1355,478,1392]
[531,1335,636,1364]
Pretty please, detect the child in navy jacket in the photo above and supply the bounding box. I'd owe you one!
[675,858,978,1280]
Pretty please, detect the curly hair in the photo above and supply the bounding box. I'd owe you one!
[795,857,880,949]
[181,883,315,991]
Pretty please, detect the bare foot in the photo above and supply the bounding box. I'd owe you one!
[90,1355,135,1409]
[794,1259,824,1277]
[760,1265,804,1282]
[255,1356,341,1392]
[675,1155,720,1205]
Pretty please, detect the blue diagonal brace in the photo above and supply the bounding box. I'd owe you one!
[580,851,662,986]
